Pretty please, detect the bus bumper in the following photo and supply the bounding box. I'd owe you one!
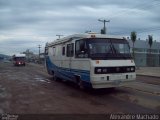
[91,73,136,89]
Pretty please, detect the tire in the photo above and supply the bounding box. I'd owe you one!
[77,80,85,90]
[53,72,58,81]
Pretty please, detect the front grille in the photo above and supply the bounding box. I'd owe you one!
[94,66,135,74]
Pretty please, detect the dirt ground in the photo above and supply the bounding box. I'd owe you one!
[0,62,160,114]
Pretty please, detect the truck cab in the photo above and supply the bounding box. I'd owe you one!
[13,54,26,66]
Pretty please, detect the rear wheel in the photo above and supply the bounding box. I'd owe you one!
[53,73,58,81]
[75,75,84,89]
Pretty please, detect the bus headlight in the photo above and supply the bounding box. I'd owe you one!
[95,67,107,74]
[130,67,135,72]
[102,68,107,73]
[97,68,102,73]
[95,66,135,74]
[126,67,135,72]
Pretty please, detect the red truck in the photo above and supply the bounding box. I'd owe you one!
[13,54,26,66]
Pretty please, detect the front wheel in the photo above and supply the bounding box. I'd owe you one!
[77,80,85,90]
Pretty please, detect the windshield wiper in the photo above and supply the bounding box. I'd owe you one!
[111,45,128,59]
[109,44,118,57]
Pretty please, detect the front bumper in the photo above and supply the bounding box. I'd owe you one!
[91,73,136,88]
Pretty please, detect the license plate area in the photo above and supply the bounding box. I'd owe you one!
[110,74,125,80]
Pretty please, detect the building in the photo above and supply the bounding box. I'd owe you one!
[127,39,160,67]
[22,49,38,63]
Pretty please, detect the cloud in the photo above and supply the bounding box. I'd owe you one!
[0,0,160,55]
[0,38,46,55]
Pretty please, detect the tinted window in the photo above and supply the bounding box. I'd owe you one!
[67,43,74,57]
[45,47,48,55]
[53,47,56,56]
[62,46,65,55]
[75,40,88,58]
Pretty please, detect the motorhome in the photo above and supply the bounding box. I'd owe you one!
[45,33,136,89]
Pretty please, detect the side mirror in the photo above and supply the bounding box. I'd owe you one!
[81,51,85,53]
[71,50,73,54]
[80,41,85,51]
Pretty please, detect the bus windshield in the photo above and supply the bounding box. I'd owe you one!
[76,38,132,60]
[88,38,131,59]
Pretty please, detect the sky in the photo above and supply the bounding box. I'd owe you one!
[0,0,160,55]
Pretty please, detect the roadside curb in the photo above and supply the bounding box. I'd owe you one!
[136,74,160,79]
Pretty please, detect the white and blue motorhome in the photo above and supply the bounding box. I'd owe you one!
[45,33,136,89]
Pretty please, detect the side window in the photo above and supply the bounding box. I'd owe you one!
[75,40,88,58]
[53,47,56,56]
[75,41,80,55]
[67,43,74,57]
[62,46,65,55]
[45,47,48,55]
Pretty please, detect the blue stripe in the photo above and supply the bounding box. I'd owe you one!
[59,67,90,74]
[46,57,91,83]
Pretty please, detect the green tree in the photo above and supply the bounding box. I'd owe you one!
[148,35,153,53]
[130,31,137,59]
[148,35,153,66]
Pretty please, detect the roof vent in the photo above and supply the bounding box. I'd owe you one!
[87,32,98,34]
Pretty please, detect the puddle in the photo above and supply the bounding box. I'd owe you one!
[0,85,6,92]
[39,91,45,95]
[0,86,11,99]
[0,92,8,98]
[0,101,10,113]
[34,76,51,83]
[6,75,20,80]
[0,70,12,74]
[0,108,4,113]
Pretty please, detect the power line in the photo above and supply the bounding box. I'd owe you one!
[111,27,160,35]
[110,0,160,19]
[100,1,160,36]
[38,45,41,62]
[0,33,55,38]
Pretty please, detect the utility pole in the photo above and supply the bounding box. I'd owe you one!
[98,19,110,34]
[38,45,41,63]
[27,49,30,62]
[56,35,63,39]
